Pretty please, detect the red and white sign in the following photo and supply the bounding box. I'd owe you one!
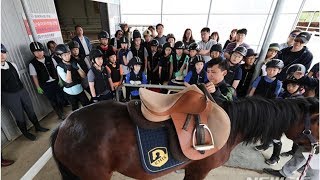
[23,13,62,41]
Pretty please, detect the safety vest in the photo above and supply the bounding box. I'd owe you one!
[1,62,24,93]
[30,56,58,87]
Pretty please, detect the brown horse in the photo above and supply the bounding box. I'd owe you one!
[51,97,319,180]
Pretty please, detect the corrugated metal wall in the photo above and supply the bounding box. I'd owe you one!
[1,0,63,145]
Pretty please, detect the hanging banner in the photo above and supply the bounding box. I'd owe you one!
[23,13,62,41]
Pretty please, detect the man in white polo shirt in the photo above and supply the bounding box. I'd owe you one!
[197,27,217,63]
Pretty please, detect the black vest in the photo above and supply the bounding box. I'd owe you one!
[189,69,206,85]
[30,56,58,87]
[106,63,121,82]
[1,62,24,93]
[97,45,114,66]
[224,65,240,85]
[188,56,196,72]
[57,62,82,88]
[129,71,143,92]
[91,67,110,95]
[51,54,62,64]
[131,46,145,68]
[254,76,278,99]
[172,54,187,73]
[71,55,89,74]
[148,52,161,70]
[237,65,255,97]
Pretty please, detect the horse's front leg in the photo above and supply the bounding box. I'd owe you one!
[183,151,230,180]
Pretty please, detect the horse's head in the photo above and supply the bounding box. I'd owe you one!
[288,97,319,153]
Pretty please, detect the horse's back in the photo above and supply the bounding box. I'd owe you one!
[53,101,136,176]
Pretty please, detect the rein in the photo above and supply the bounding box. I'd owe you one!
[295,112,319,180]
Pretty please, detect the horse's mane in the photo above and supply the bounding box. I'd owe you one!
[222,97,319,145]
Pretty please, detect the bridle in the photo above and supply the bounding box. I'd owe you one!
[295,112,319,180]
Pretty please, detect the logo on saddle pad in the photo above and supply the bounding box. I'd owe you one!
[148,147,169,167]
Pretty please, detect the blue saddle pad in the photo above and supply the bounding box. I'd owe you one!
[136,126,186,173]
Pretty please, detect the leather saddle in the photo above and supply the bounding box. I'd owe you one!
[137,84,231,160]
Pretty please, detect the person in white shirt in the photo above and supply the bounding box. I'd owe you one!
[197,27,217,63]
[28,42,65,120]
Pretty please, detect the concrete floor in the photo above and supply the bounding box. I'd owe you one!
[1,109,298,180]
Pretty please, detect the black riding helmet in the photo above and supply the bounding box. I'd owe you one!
[132,30,141,39]
[120,37,129,44]
[286,64,306,75]
[174,41,185,49]
[55,44,70,55]
[210,43,222,53]
[68,41,80,49]
[30,42,45,52]
[162,42,172,54]
[193,55,205,64]
[232,46,247,57]
[89,49,103,63]
[266,59,284,69]
[188,42,199,51]
[150,39,159,47]
[166,33,175,41]
[98,31,110,39]
[128,56,142,68]
[1,44,7,53]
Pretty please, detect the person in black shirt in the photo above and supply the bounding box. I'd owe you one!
[88,49,114,102]
[1,44,48,141]
[236,48,257,97]
[205,58,236,105]
[96,31,116,66]
[147,39,161,84]
[277,32,313,81]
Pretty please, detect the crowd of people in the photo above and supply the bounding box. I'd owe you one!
[1,23,319,179]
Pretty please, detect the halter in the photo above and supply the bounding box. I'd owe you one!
[295,112,319,180]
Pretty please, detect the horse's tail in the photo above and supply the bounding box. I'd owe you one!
[51,126,80,180]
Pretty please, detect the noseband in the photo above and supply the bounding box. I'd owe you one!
[297,112,319,149]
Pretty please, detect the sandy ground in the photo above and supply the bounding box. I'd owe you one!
[1,110,295,180]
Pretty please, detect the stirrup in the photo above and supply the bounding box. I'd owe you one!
[192,124,215,151]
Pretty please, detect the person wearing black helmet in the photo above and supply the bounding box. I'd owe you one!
[109,30,123,50]
[96,30,116,66]
[169,41,189,85]
[210,43,223,59]
[147,39,161,84]
[224,46,247,89]
[260,43,281,76]
[186,42,199,72]
[290,63,319,98]
[2,44,49,141]
[106,50,123,90]
[166,33,176,48]
[56,44,89,111]
[224,28,250,60]
[28,42,65,120]
[184,55,207,86]
[159,42,172,85]
[125,56,147,99]
[127,30,149,73]
[249,59,284,98]
[69,41,89,74]
[88,49,114,102]
[236,48,257,97]
[72,25,92,57]
[277,31,313,81]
